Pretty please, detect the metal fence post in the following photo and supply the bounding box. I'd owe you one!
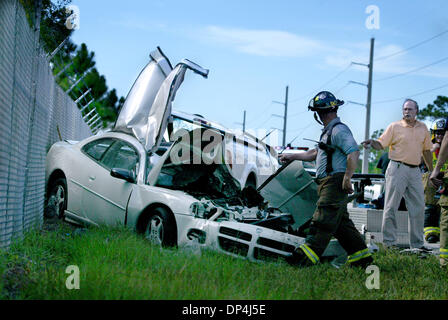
[21,0,42,232]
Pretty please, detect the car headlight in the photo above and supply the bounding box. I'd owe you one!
[189,201,218,219]
[190,202,206,218]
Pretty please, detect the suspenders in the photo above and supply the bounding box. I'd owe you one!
[319,122,345,175]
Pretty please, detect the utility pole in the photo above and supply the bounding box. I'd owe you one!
[283,86,288,147]
[364,38,375,174]
[273,85,289,146]
[235,110,246,133]
[243,110,246,133]
[350,38,374,173]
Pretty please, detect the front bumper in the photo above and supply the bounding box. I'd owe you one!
[175,215,347,263]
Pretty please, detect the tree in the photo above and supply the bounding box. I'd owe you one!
[19,0,76,55]
[99,89,121,124]
[356,128,386,174]
[417,95,448,121]
[72,43,96,72]
[368,129,386,174]
[19,1,123,128]
[66,44,119,128]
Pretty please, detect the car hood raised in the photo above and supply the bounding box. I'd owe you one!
[114,47,209,153]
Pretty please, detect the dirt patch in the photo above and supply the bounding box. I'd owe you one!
[1,217,82,299]
[1,255,36,299]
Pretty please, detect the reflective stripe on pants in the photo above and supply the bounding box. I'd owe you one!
[347,248,372,264]
[299,244,320,264]
[424,227,440,237]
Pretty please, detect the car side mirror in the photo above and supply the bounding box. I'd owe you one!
[110,168,136,183]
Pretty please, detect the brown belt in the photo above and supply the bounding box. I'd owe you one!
[391,160,419,168]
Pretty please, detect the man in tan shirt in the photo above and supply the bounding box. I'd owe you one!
[362,99,433,249]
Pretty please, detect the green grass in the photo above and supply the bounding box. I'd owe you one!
[1,221,448,300]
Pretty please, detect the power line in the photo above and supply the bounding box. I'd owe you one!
[288,121,315,134]
[342,101,365,108]
[245,101,274,126]
[375,29,448,61]
[375,55,448,82]
[289,63,352,104]
[373,82,448,105]
[288,109,308,118]
[288,83,353,114]
[254,115,276,130]
[334,83,350,95]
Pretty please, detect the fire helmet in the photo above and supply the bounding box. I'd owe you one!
[430,118,447,143]
[308,91,344,112]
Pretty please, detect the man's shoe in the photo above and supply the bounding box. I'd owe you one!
[427,235,440,244]
[399,246,433,255]
[418,246,433,253]
[285,248,315,267]
[383,244,401,251]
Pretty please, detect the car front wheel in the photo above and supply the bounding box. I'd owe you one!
[45,177,67,219]
[144,207,176,247]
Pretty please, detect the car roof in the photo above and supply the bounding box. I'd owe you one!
[172,109,228,132]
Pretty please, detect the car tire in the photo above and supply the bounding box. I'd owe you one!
[45,177,67,219]
[144,207,176,247]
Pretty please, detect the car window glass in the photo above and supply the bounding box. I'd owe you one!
[82,138,114,161]
[101,140,139,173]
[170,118,201,141]
[265,147,272,167]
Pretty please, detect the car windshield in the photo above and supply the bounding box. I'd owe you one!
[172,117,202,133]
[164,115,225,142]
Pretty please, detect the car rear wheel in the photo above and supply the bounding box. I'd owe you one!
[45,177,67,219]
[144,207,176,247]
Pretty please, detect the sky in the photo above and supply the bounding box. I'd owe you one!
[70,0,448,149]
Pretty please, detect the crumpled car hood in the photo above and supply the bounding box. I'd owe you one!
[148,128,243,203]
[114,47,208,153]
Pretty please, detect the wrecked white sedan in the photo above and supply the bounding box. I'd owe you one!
[45,47,345,263]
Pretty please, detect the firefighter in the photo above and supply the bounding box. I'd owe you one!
[423,118,446,243]
[279,91,373,268]
[429,116,448,268]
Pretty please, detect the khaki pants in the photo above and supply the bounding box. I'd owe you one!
[305,173,368,258]
[383,160,425,248]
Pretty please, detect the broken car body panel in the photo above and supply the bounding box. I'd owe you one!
[114,47,172,141]
[258,160,318,230]
[114,47,209,153]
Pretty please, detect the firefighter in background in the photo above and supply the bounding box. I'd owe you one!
[423,118,446,243]
[429,116,448,268]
